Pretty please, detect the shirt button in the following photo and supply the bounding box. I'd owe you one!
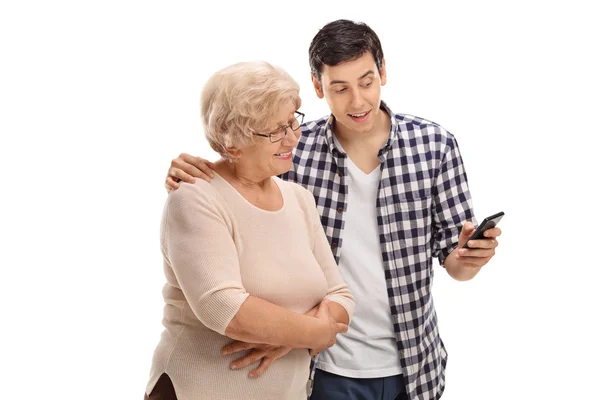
[331,242,338,249]
[337,171,342,177]
[337,207,343,213]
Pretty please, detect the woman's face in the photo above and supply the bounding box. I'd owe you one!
[236,100,301,179]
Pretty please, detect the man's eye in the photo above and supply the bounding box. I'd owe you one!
[335,88,347,93]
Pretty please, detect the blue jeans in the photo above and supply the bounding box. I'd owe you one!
[310,369,408,400]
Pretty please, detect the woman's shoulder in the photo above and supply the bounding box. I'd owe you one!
[275,177,316,209]
[169,178,220,202]
[166,178,232,218]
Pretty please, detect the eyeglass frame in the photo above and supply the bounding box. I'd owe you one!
[252,111,305,143]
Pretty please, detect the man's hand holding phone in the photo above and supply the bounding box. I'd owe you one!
[445,212,503,281]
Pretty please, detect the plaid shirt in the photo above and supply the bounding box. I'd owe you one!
[281,102,475,400]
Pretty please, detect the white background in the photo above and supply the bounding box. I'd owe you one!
[1,1,599,399]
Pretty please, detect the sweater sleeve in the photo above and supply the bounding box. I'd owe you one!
[302,189,355,321]
[161,181,249,335]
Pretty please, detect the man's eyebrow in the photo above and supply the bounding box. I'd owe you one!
[329,70,375,85]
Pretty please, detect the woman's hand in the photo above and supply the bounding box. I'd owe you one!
[221,299,348,376]
[310,298,348,356]
[222,341,293,378]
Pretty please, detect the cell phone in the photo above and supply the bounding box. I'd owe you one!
[462,211,504,248]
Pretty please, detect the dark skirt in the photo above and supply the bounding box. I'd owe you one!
[144,373,177,400]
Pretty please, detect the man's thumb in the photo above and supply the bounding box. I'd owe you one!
[461,222,475,237]
[458,222,476,246]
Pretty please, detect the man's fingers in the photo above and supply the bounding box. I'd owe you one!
[168,167,195,184]
[458,248,495,258]
[179,163,214,180]
[171,162,214,182]
[199,164,215,179]
[222,341,255,356]
[165,177,181,192]
[230,350,265,370]
[176,153,197,166]
[464,238,498,250]
[484,227,502,238]
[178,153,215,177]
[248,357,274,378]
[197,161,215,178]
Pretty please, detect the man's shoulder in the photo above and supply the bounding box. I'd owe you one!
[300,114,329,137]
[391,112,459,152]
[292,114,330,159]
[394,112,453,138]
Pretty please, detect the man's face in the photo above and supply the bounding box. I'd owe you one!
[312,52,387,136]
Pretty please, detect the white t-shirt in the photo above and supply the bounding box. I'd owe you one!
[316,137,402,378]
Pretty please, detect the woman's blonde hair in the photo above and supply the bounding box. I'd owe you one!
[200,61,301,159]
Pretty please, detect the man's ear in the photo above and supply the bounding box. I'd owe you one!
[311,74,325,99]
[380,58,387,86]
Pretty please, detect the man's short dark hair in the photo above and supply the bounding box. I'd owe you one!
[308,19,384,82]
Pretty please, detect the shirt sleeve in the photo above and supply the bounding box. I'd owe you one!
[431,133,477,266]
[161,181,249,335]
[304,189,355,320]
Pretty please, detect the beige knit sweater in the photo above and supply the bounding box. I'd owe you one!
[146,173,354,400]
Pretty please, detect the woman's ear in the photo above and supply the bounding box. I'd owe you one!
[225,146,242,162]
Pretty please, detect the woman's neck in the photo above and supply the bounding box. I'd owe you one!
[215,160,273,192]
[214,159,283,212]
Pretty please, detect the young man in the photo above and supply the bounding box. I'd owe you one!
[164,20,501,400]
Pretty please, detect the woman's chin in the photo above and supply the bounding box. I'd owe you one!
[269,159,292,176]
[279,161,294,174]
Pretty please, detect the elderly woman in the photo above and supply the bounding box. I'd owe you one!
[144,61,355,400]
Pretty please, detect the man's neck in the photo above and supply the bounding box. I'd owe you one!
[332,109,392,174]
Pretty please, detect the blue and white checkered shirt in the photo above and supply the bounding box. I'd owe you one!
[281,102,476,400]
